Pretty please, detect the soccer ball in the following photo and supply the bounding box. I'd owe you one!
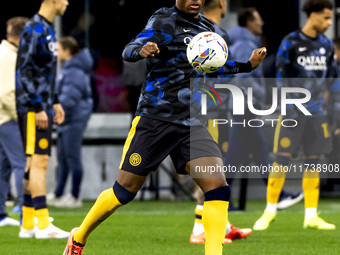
[186,31,228,73]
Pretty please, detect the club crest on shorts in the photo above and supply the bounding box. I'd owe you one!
[280,137,291,148]
[38,138,49,149]
[129,153,142,166]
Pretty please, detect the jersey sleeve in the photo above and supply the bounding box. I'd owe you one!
[16,24,43,112]
[215,60,252,74]
[276,39,292,77]
[275,38,294,90]
[122,11,174,62]
[326,43,338,79]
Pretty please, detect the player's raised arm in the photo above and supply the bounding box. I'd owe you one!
[122,10,173,62]
[216,47,267,75]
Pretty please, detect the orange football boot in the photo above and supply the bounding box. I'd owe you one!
[63,227,84,255]
[225,225,252,240]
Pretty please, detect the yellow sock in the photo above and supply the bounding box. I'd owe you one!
[73,188,123,245]
[267,162,286,203]
[203,200,229,255]
[35,208,50,230]
[207,119,219,144]
[303,169,319,208]
[22,206,35,230]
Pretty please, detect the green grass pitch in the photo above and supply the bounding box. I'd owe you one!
[0,198,339,255]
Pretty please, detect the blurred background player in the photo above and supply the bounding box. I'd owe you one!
[15,0,70,238]
[322,37,340,192]
[226,7,303,210]
[62,0,266,254]
[47,36,93,208]
[0,16,28,227]
[190,0,252,244]
[254,0,338,231]
[333,38,340,69]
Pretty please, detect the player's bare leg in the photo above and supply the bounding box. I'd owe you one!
[29,154,49,197]
[21,154,69,239]
[20,157,36,238]
[28,154,51,231]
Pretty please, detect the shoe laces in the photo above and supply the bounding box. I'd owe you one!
[70,244,84,255]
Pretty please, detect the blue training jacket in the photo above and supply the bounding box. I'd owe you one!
[122,6,252,126]
[16,14,58,114]
[56,48,93,126]
[276,29,340,124]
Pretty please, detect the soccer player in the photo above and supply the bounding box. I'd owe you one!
[63,0,266,254]
[325,38,340,191]
[190,0,252,244]
[16,0,70,238]
[227,7,304,210]
[253,0,338,231]
[0,17,28,227]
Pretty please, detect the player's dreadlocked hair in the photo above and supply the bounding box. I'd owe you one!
[302,0,334,17]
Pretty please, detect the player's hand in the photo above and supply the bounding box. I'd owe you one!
[140,42,160,59]
[35,111,49,130]
[334,128,340,136]
[249,47,267,70]
[53,103,65,125]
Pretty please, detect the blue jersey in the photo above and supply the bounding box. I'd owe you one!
[122,6,252,126]
[16,14,58,114]
[204,22,233,117]
[276,29,339,118]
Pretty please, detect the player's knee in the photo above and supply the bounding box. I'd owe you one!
[304,158,320,176]
[31,154,49,170]
[204,185,230,202]
[112,181,137,205]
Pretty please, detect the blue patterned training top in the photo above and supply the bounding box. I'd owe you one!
[122,6,252,126]
[16,14,58,114]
